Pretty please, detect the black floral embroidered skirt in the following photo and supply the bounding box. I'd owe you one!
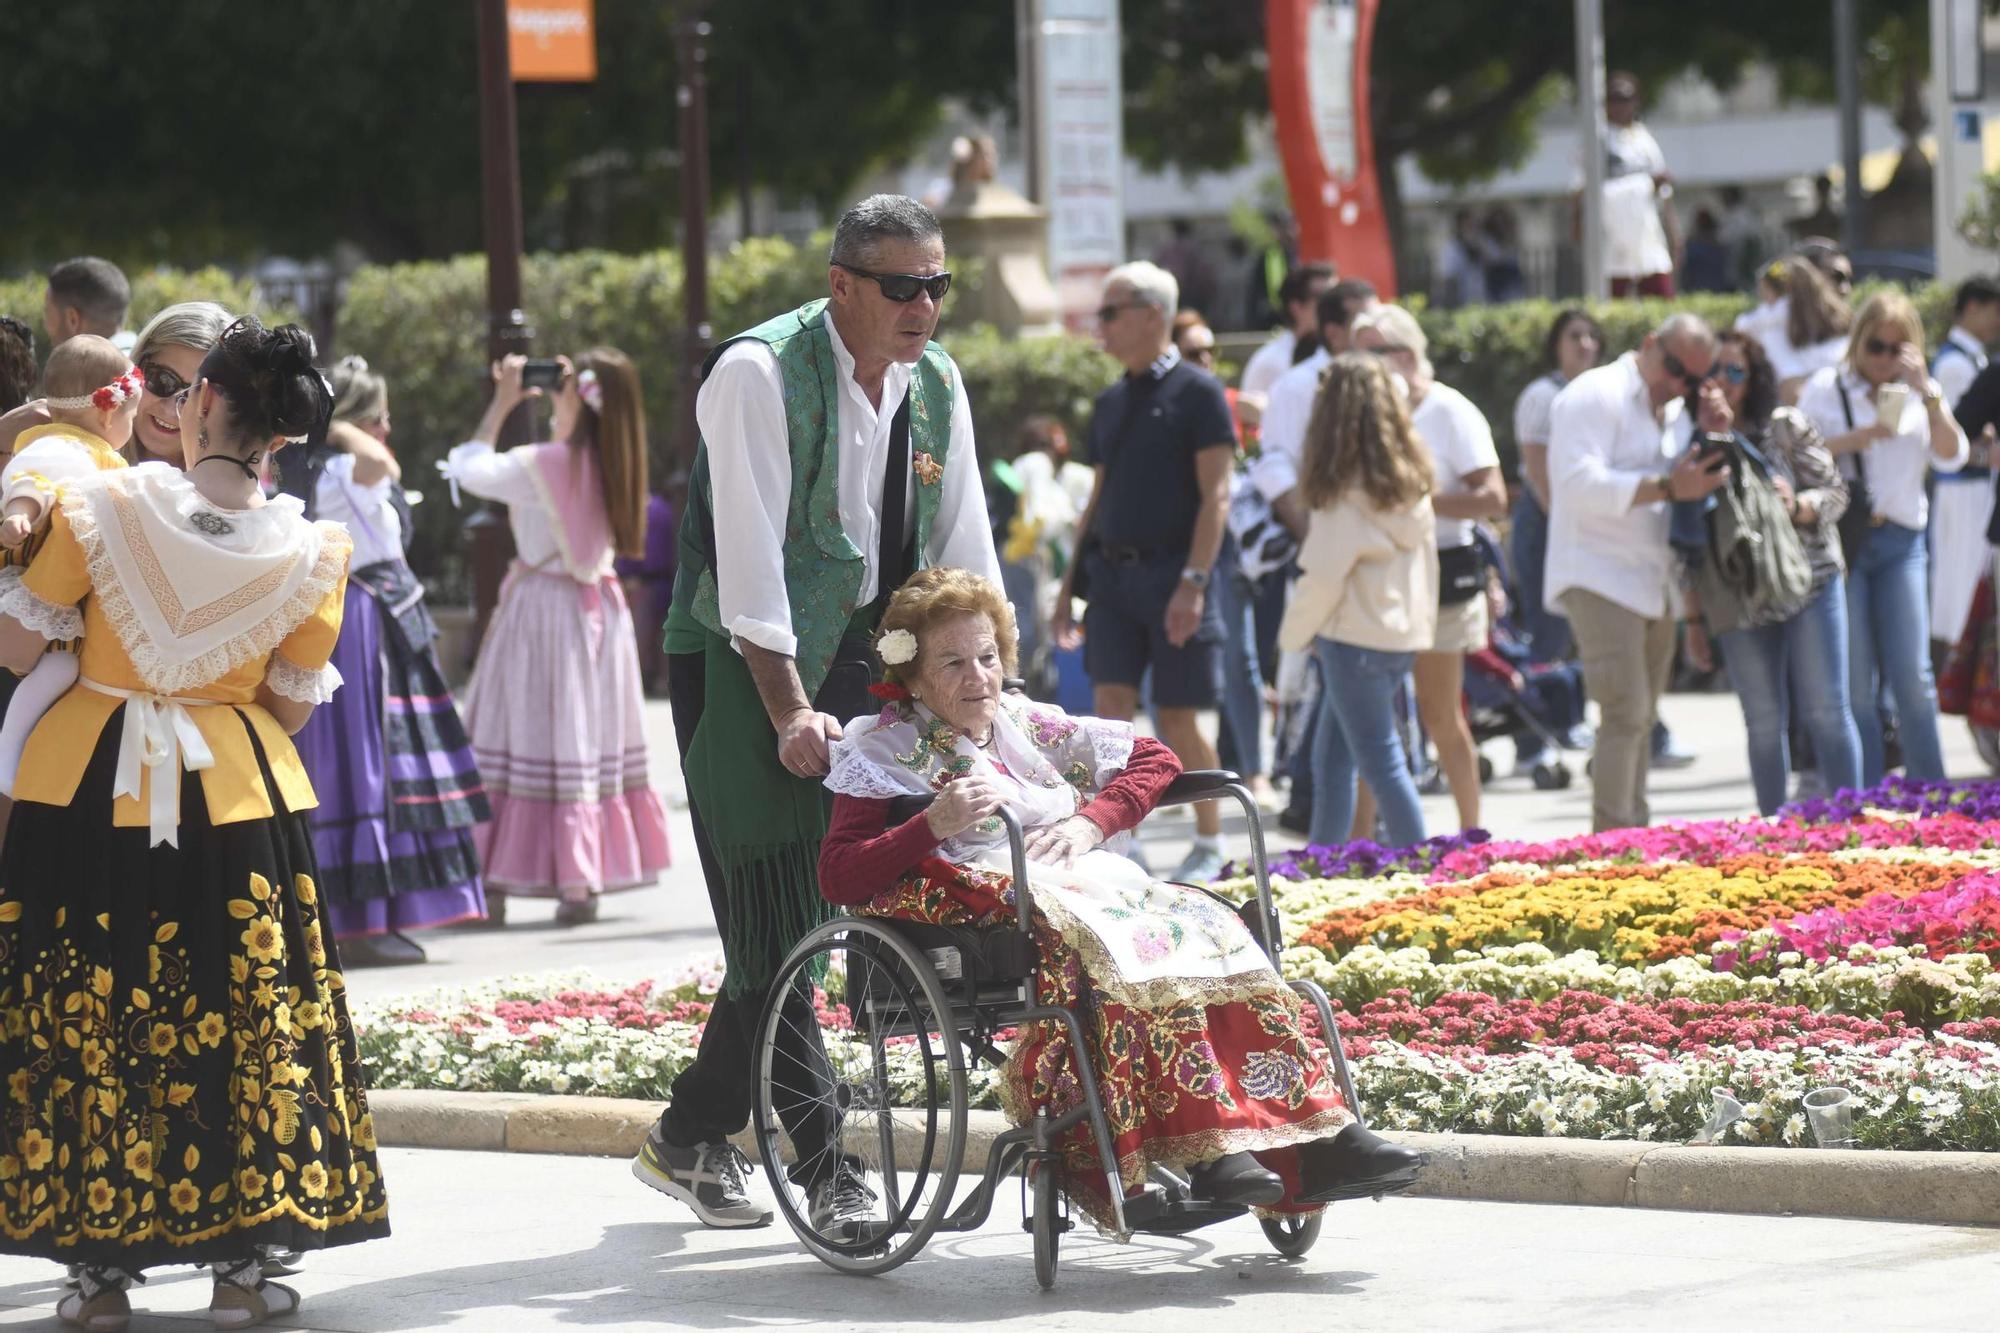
[0,706,391,1268]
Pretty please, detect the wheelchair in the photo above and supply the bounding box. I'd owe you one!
[749,770,1376,1288]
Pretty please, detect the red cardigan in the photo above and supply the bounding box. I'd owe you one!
[816,735,1182,906]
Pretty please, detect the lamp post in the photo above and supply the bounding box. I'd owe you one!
[471,0,530,660]
[675,4,713,501]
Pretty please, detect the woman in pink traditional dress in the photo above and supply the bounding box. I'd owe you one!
[444,351,671,925]
[817,568,1425,1232]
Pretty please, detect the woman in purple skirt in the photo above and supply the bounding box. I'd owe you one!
[290,356,490,964]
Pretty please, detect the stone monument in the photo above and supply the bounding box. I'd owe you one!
[936,134,1062,336]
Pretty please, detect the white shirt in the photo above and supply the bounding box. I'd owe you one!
[696,309,999,658]
[445,441,592,577]
[313,452,403,569]
[1512,373,1564,449]
[1240,329,1299,400]
[1247,345,1330,501]
[1734,296,1789,346]
[1767,333,1846,387]
[1545,354,1690,618]
[1411,381,1499,549]
[1796,365,1967,532]
[1935,326,1988,409]
[1597,123,1672,280]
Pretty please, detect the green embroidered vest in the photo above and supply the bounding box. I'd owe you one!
[666,299,956,696]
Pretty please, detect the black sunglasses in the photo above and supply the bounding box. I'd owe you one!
[1661,349,1711,389]
[1096,301,1148,324]
[140,362,189,398]
[1865,337,1906,357]
[838,263,952,304]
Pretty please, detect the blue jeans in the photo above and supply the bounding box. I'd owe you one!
[1309,638,1426,847]
[1716,579,1863,814]
[1213,539,1266,778]
[1508,493,1571,664]
[1845,522,1946,783]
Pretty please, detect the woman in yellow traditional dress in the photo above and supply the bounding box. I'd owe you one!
[0,318,387,1330]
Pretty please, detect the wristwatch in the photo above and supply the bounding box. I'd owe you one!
[1180,567,1211,590]
[1654,472,1676,502]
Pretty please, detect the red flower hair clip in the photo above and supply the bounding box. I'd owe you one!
[48,365,144,415]
[868,680,911,702]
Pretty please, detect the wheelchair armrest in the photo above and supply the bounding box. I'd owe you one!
[1157,769,1243,808]
[886,793,937,826]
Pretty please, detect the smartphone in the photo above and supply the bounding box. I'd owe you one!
[1695,434,1730,472]
[521,358,565,391]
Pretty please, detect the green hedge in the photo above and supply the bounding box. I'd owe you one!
[1,245,1960,600]
[0,267,278,352]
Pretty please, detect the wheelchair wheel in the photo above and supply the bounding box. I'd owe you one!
[1032,1156,1063,1290]
[1260,1212,1321,1258]
[1476,753,1495,785]
[753,919,968,1276]
[1531,760,1571,791]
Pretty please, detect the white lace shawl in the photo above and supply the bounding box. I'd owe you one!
[824,696,1135,863]
[57,467,352,695]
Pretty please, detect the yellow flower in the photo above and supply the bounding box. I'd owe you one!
[354,1113,377,1151]
[196,1012,227,1048]
[18,1129,53,1171]
[7,1069,28,1103]
[293,1001,323,1031]
[84,1177,115,1213]
[168,1177,201,1214]
[241,917,284,964]
[270,1001,293,1035]
[79,1039,109,1077]
[303,922,326,967]
[237,1165,268,1199]
[123,1141,153,1180]
[147,1022,178,1056]
[298,1161,329,1198]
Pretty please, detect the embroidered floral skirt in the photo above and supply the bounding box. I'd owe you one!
[860,854,1350,1232]
[0,708,390,1269]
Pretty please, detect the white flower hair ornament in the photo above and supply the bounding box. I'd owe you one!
[577,367,604,412]
[877,628,919,666]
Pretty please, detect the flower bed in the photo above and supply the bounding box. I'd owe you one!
[356,778,2000,1151]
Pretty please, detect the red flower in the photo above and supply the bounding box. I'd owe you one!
[868,680,910,701]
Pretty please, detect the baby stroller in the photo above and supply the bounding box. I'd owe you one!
[1463,646,1576,790]
[748,773,1392,1288]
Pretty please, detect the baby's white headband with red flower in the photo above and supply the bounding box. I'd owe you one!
[46,365,144,413]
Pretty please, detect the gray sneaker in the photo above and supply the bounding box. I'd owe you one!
[1170,843,1228,884]
[806,1162,879,1242]
[631,1124,771,1228]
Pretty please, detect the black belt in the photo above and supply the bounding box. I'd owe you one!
[1098,543,1170,567]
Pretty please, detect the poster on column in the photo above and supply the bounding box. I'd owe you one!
[1266,0,1396,295]
[1033,0,1125,330]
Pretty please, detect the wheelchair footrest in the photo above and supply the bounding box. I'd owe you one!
[1124,1196,1248,1235]
[1299,1170,1424,1204]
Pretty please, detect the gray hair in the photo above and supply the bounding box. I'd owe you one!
[1104,261,1178,322]
[1654,311,1716,352]
[131,301,233,369]
[330,354,389,426]
[1351,304,1430,376]
[829,194,944,268]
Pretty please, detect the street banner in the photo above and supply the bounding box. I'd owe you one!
[508,0,597,83]
[1028,0,1126,331]
[1266,0,1396,296]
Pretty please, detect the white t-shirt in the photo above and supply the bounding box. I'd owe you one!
[1240,330,1299,400]
[1795,365,1967,532]
[1767,333,1846,387]
[1412,381,1500,549]
[1512,373,1564,449]
[1596,123,1672,280]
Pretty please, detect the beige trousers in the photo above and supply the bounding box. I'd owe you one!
[1560,588,1676,832]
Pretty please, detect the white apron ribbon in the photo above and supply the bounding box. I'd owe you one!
[81,677,217,847]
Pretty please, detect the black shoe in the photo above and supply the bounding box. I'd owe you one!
[1185,1151,1284,1207]
[1297,1124,1427,1202]
[339,932,427,968]
[1276,806,1311,837]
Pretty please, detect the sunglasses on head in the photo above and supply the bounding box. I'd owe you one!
[140,362,189,398]
[1865,337,1906,357]
[837,263,952,304]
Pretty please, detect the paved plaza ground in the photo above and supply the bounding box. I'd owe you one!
[0,1147,1989,1331]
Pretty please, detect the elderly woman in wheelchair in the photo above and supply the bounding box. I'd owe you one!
[756,568,1422,1278]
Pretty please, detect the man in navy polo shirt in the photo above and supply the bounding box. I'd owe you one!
[1052,261,1237,881]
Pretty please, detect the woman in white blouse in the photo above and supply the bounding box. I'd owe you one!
[1796,292,1969,783]
[1766,258,1852,405]
[444,351,672,923]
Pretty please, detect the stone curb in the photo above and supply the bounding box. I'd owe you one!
[368,1090,2000,1228]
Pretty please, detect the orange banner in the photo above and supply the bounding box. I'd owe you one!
[1265,0,1396,296]
[508,0,597,83]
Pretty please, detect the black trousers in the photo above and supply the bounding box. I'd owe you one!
[658,650,841,1183]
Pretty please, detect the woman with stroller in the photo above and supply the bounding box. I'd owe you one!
[818,567,1425,1233]
[1681,332,1863,814]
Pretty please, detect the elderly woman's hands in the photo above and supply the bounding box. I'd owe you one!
[1024,814,1104,868]
[926,774,1009,840]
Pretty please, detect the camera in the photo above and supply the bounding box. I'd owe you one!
[521,358,565,391]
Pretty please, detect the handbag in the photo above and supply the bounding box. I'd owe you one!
[1833,378,1875,564]
[1437,542,1484,607]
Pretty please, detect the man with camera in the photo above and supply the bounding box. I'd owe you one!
[1546,312,1730,832]
[637,195,1000,1231]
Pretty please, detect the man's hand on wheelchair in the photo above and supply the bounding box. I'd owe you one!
[1023,815,1103,869]
[926,775,1009,839]
[777,707,843,778]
